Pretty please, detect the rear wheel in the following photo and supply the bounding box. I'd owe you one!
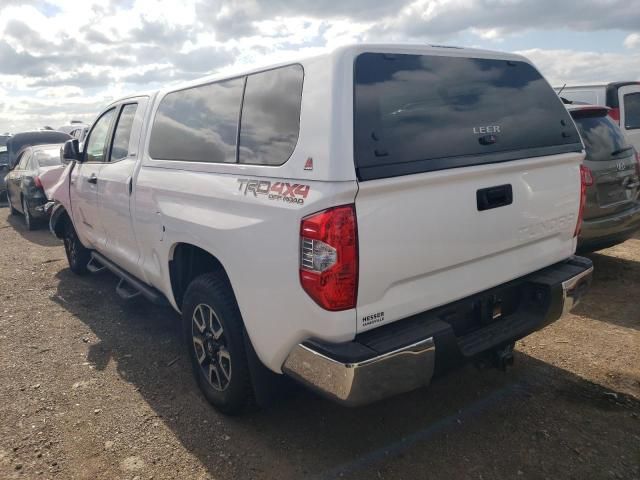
[22,197,35,231]
[182,273,252,415]
[63,222,91,274]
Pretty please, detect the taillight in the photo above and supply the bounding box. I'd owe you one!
[300,204,358,311]
[34,176,43,189]
[608,107,620,125]
[574,165,593,237]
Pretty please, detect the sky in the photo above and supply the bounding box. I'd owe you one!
[0,0,639,133]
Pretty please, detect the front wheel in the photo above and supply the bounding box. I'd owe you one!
[8,193,18,215]
[63,222,91,274]
[182,273,252,415]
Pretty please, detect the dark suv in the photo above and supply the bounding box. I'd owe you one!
[568,104,640,251]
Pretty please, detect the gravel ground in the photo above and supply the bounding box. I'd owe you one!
[0,206,638,480]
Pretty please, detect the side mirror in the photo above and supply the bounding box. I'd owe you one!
[62,139,81,164]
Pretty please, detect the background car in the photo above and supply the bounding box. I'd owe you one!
[5,131,72,170]
[5,144,66,230]
[568,104,640,252]
[0,146,8,201]
[557,82,640,152]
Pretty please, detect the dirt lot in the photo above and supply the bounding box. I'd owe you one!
[0,206,638,480]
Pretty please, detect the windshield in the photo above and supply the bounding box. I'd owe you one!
[354,53,582,180]
[33,148,62,167]
[573,113,630,161]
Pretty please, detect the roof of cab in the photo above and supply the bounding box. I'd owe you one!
[102,43,536,111]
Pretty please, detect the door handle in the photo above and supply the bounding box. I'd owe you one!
[87,174,98,185]
[477,184,513,211]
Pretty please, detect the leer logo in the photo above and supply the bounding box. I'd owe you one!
[237,179,311,205]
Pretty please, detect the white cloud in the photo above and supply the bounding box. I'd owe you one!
[518,48,640,85]
[624,33,640,49]
[470,27,504,42]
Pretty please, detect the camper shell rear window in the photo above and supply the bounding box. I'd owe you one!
[353,53,583,181]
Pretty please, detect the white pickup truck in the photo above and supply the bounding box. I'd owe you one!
[49,44,594,414]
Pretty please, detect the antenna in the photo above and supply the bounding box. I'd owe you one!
[557,83,567,97]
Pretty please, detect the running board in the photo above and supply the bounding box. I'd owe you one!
[86,256,106,274]
[89,252,169,306]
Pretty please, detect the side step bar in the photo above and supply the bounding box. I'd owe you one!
[89,252,169,307]
[86,256,106,274]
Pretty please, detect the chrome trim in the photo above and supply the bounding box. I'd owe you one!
[561,265,594,316]
[43,201,55,213]
[282,337,435,406]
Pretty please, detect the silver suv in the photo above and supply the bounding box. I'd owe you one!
[568,104,640,251]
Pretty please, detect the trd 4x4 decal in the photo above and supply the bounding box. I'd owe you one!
[237,179,311,205]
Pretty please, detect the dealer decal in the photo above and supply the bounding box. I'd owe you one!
[362,311,385,327]
[237,179,311,205]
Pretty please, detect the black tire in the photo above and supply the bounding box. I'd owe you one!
[182,273,252,415]
[22,197,36,231]
[63,221,91,275]
[8,193,18,215]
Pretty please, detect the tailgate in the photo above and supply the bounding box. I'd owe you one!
[355,153,582,331]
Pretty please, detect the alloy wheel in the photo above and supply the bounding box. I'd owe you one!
[65,230,77,265]
[191,303,232,392]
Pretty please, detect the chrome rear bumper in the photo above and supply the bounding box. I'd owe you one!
[282,257,593,408]
[283,338,435,407]
[561,264,593,316]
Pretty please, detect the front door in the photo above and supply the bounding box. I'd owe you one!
[97,99,147,278]
[618,84,640,152]
[70,108,116,249]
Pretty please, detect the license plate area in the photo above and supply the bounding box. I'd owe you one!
[438,283,526,338]
[597,181,630,206]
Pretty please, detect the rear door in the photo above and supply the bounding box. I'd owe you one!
[7,151,30,211]
[97,99,147,278]
[618,84,640,152]
[572,110,639,220]
[353,52,584,332]
[70,108,116,249]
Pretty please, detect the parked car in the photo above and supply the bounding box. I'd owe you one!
[57,123,89,144]
[567,104,640,251]
[556,82,640,152]
[5,144,65,230]
[71,126,89,145]
[0,146,8,200]
[5,131,72,170]
[49,44,594,414]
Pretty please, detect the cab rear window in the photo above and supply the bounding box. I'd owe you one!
[354,53,582,180]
